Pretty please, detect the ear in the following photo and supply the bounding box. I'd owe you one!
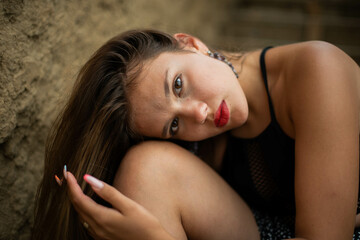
[173,33,209,54]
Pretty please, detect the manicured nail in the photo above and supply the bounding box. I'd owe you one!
[63,165,68,180]
[54,175,62,186]
[83,174,104,190]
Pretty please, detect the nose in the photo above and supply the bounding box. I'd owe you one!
[181,100,208,124]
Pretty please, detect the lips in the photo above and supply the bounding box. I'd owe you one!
[214,100,229,127]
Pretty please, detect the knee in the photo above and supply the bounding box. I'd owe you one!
[113,140,194,193]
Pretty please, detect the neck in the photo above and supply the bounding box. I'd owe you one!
[234,51,262,109]
[229,50,269,136]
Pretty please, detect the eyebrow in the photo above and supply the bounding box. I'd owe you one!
[164,69,170,97]
[162,69,170,138]
[162,119,170,138]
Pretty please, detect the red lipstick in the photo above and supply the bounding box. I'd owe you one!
[214,100,229,127]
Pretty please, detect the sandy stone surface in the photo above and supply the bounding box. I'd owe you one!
[0,0,232,239]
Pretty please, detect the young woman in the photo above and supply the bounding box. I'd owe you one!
[31,29,360,240]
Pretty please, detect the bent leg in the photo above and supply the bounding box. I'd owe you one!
[113,141,260,240]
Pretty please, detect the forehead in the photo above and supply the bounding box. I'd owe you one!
[131,53,171,104]
[131,50,194,99]
[140,51,181,76]
[128,52,175,137]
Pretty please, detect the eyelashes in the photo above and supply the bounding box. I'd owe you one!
[170,74,183,136]
[173,74,182,96]
[170,117,179,136]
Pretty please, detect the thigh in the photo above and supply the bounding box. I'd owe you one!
[113,141,260,240]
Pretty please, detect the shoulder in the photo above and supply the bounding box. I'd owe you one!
[270,41,359,108]
[274,41,359,80]
[262,41,360,104]
[281,42,359,132]
[265,41,359,135]
[274,40,349,60]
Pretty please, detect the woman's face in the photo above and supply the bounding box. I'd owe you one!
[129,50,248,141]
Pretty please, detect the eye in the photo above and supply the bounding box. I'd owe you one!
[170,117,179,136]
[173,74,182,96]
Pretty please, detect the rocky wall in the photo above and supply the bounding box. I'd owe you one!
[0,0,232,239]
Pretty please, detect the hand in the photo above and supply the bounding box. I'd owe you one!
[65,171,175,240]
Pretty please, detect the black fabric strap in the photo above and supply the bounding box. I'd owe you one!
[259,46,276,122]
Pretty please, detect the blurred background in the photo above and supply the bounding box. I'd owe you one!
[218,0,360,63]
[0,0,359,239]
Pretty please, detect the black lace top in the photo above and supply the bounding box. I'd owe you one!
[220,47,296,217]
[219,46,360,239]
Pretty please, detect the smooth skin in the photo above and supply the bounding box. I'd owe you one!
[67,35,360,240]
[66,170,176,240]
[67,141,260,240]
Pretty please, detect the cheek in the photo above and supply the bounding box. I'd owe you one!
[194,70,233,96]
[133,108,170,138]
[192,78,224,97]
[181,124,220,141]
[134,119,160,137]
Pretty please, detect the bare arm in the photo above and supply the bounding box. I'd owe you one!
[286,41,359,239]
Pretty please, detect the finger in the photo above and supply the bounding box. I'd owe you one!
[84,223,98,240]
[66,171,94,210]
[66,172,118,223]
[54,175,63,186]
[65,172,97,234]
[66,172,129,239]
[83,174,136,214]
[66,172,98,221]
[81,215,108,240]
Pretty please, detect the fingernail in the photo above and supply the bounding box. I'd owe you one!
[54,175,62,186]
[63,165,68,180]
[83,174,104,190]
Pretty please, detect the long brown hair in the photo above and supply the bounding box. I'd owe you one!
[31,29,184,240]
